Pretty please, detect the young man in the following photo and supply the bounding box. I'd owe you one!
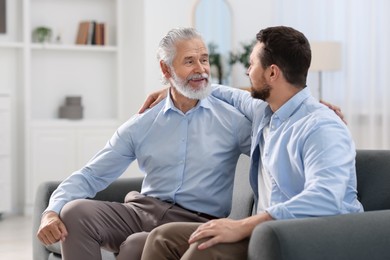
[140,26,363,260]
[37,28,252,259]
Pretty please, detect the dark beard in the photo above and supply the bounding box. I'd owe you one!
[251,84,271,101]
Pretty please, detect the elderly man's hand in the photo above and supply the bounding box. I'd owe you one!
[37,211,68,245]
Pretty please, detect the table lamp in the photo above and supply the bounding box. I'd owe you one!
[309,41,341,100]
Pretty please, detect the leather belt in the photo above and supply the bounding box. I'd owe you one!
[171,202,219,220]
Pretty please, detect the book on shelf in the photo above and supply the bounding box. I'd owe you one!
[75,20,107,46]
[75,21,89,45]
[87,21,96,45]
[94,23,108,45]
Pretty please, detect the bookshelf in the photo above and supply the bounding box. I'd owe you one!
[24,0,124,214]
[0,0,153,216]
[26,0,121,121]
[0,0,124,214]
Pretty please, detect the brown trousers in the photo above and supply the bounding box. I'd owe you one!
[141,222,250,260]
[59,191,211,260]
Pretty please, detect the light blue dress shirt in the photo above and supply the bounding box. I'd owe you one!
[212,85,364,219]
[47,88,251,218]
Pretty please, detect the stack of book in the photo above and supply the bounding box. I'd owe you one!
[75,21,107,45]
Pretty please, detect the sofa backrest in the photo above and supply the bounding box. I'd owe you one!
[228,154,254,220]
[356,149,390,211]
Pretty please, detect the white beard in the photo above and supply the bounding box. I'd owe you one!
[170,70,212,100]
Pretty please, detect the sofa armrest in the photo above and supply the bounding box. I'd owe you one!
[32,177,144,260]
[248,210,390,260]
[32,181,62,260]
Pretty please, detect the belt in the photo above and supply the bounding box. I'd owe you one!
[171,202,219,220]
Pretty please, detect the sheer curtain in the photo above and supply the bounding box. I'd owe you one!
[273,0,390,149]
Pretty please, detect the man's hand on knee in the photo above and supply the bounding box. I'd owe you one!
[37,211,68,245]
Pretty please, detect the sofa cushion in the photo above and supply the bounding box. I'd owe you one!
[46,242,61,255]
[229,155,254,219]
[46,243,116,260]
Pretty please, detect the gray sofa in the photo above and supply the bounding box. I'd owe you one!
[33,150,390,260]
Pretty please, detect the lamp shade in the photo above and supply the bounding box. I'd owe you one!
[309,41,341,71]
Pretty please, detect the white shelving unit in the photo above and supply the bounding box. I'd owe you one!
[0,0,124,214]
[23,0,123,214]
[0,0,152,215]
[0,42,24,48]
[0,0,23,216]
[25,0,121,120]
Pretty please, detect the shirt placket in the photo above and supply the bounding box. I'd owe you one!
[173,115,189,201]
[267,115,281,207]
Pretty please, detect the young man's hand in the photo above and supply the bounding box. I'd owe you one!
[188,212,273,250]
[138,87,169,113]
[188,218,249,250]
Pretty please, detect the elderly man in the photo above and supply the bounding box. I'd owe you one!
[37,27,252,259]
[140,26,363,260]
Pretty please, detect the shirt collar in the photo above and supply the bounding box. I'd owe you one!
[162,88,212,115]
[272,86,311,122]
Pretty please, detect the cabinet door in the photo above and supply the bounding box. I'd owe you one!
[29,129,76,205]
[0,96,10,155]
[0,157,11,213]
[0,96,11,213]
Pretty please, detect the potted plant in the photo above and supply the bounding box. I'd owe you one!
[229,40,257,69]
[33,26,52,43]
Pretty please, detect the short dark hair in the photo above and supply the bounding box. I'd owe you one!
[256,26,311,87]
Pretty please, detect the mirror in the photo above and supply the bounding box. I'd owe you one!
[192,0,232,84]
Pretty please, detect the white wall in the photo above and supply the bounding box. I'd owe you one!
[120,1,146,121]
[143,0,195,95]
[228,0,276,87]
